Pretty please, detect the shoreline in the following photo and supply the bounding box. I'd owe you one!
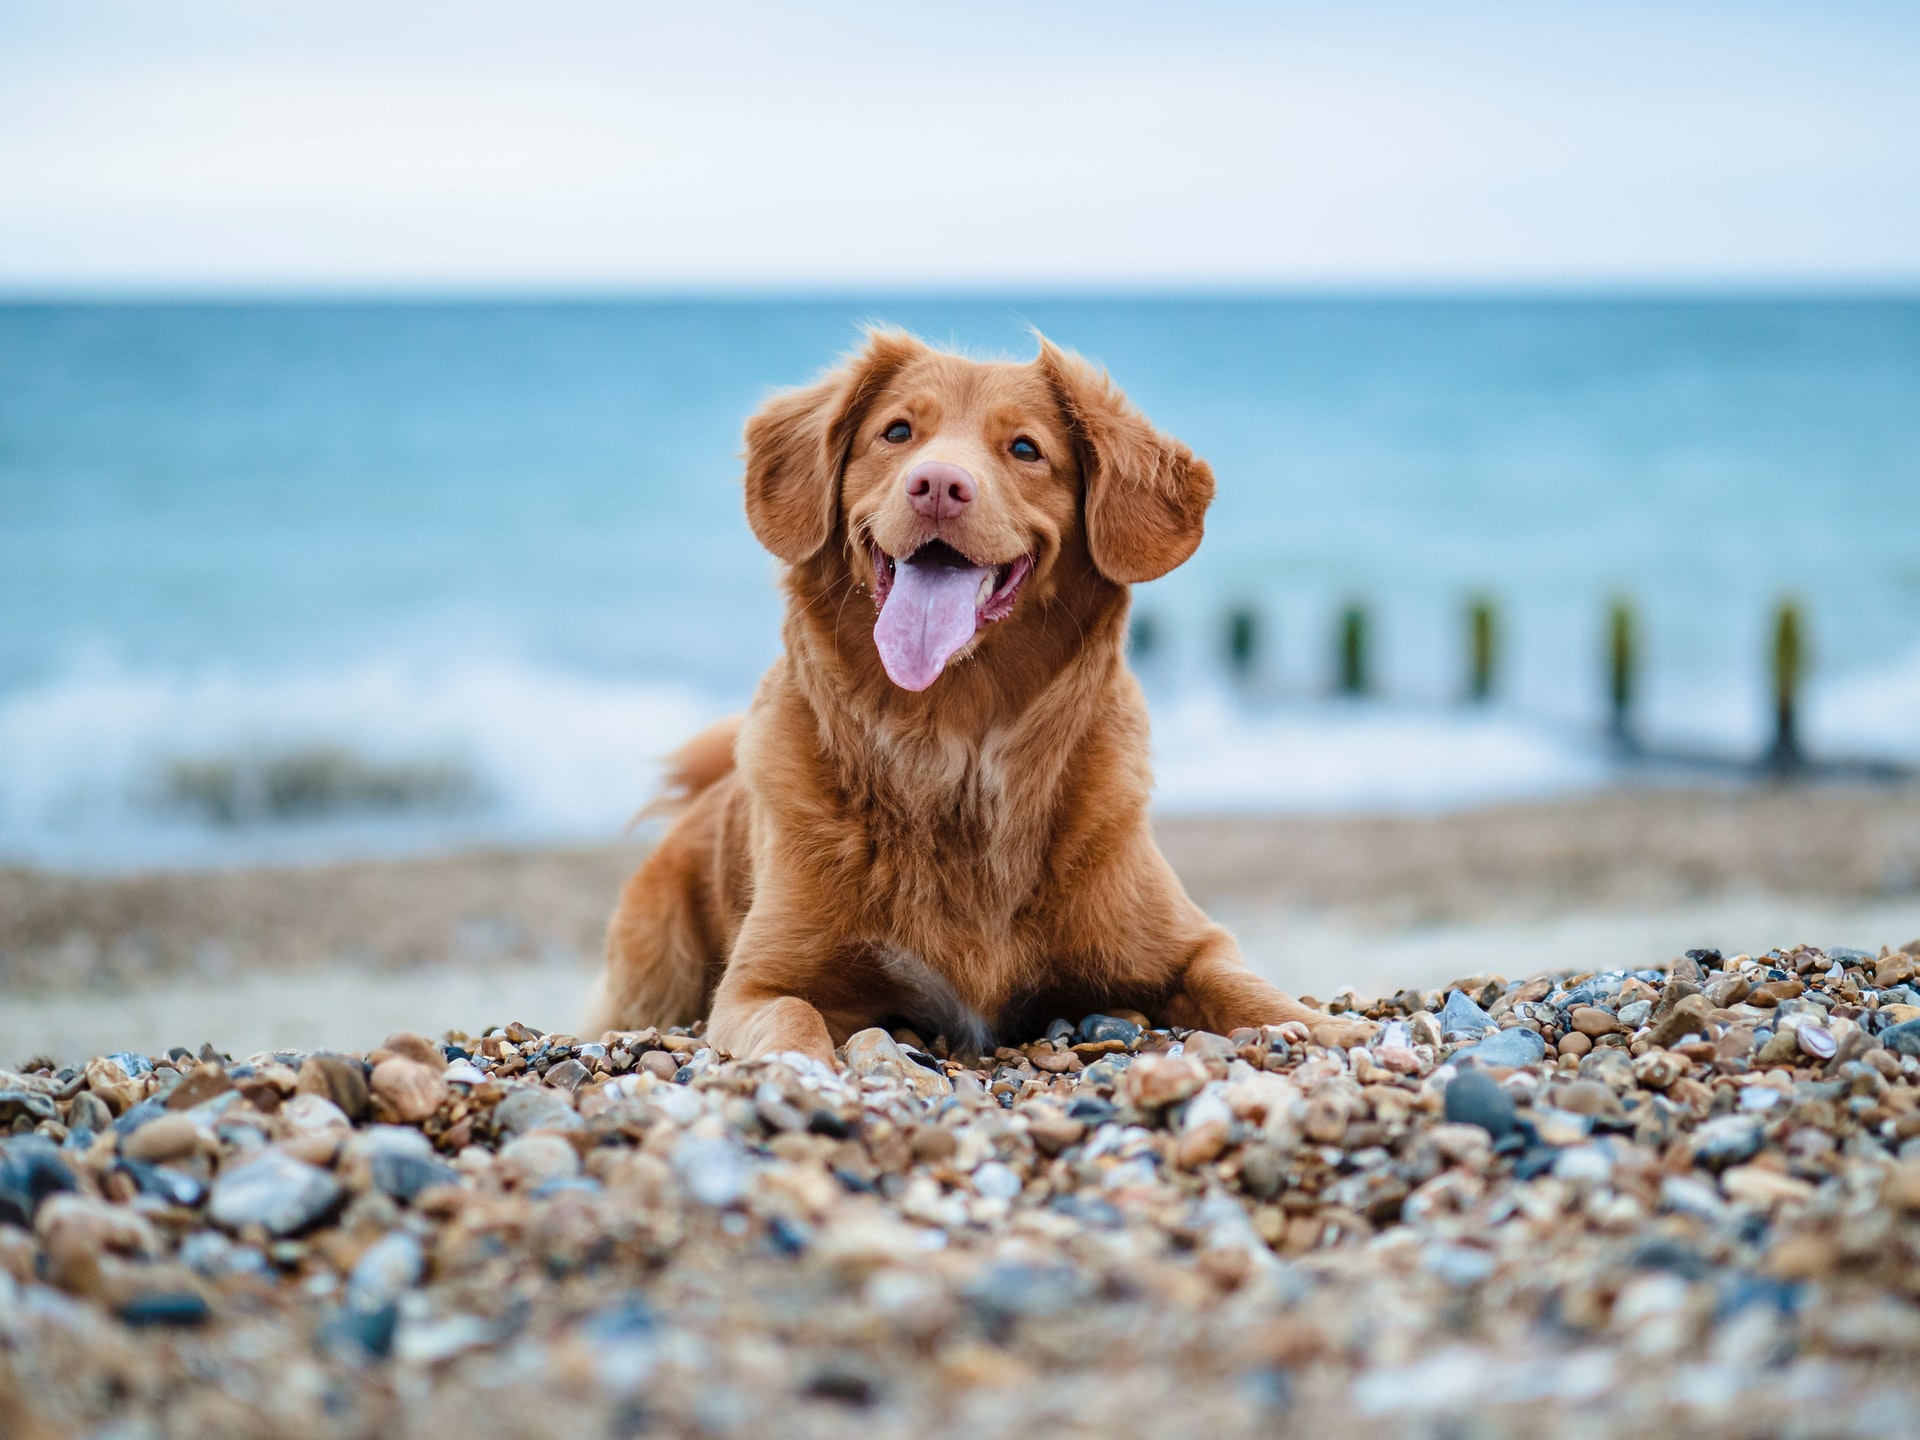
[3,786,1918,1064]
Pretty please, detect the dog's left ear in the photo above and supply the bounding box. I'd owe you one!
[1038,338,1215,584]
[744,329,925,564]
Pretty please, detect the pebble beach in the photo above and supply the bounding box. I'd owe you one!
[8,941,1920,1437]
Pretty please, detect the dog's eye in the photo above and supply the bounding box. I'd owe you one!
[1010,436,1041,462]
[882,420,912,443]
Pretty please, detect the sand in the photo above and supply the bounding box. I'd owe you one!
[3,785,1918,1065]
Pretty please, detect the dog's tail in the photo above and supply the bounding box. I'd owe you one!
[631,714,743,826]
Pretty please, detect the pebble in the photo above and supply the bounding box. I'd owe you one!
[1438,990,1497,1038]
[496,1133,582,1189]
[1442,1070,1518,1138]
[1451,1027,1547,1069]
[493,1086,583,1137]
[1881,1018,1920,1058]
[843,1028,951,1101]
[296,1055,370,1120]
[114,1158,205,1208]
[209,1150,343,1235]
[1570,1006,1617,1037]
[671,1135,749,1207]
[0,1137,78,1227]
[117,1291,213,1328]
[120,1112,199,1164]
[1692,1114,1764,1170]
[1646,993,1712,1048]
[1075,1014,1143,1047]
[347,1230,423,1311]
[1120,1053,1208,1109]
[370,1057,447,1125]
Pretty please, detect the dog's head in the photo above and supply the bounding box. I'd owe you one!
[744,330,1214,693]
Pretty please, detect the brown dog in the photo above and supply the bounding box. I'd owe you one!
[591,330,1371,1061]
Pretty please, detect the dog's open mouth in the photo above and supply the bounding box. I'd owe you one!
[869,539,1034,692]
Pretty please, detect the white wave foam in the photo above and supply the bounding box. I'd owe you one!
[3,643,1911,871]
[1149,692,1609,814]
[0,657,723,870]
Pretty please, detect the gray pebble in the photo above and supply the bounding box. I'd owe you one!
[1692,1114,1764,1171]
[493,1086,583,1138]
[347,1230,423,1312]
[1439,990,1497,1039]
[1880,1019,1920,1058]
[209,1150,342,1236]
[1451,1028,1547,1069]
[1443,1069,1518,1137]
[1075,1014,1143,1047]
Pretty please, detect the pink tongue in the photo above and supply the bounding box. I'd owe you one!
[874,555,993,691]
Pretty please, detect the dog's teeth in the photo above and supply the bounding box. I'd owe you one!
[977,575,994,606]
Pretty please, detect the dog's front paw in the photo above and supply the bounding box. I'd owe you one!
[1307,1016,1378,1050]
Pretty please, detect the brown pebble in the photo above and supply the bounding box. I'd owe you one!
[1304,1090,1352,1145]
[162,1064,234,1112]
[379,1031,444,1067]
[1883,1160,1920,1211]
[909,1127,958,1163]
[1633,1050,1688,1090]
[1031,1049,1083,1074]
[1175,1119,1231,1168]
[370,1058,447,1126]
[120,1113,197,1164]
[1552,1079,1622,1117]
[1558,1032,1593,1057]
[1748,980,1804,1008]
[1183,1032,1238,1065]
[1704,973,1752,1008]
[640,1050,681,1080]
[296,1056,370,1122]
[1571,1007,1617,1038]
[1875,952,1918,989]
[1646,993,1711,1048]
[1025,1112,1085,1157]
[1121,1054,1207,1109]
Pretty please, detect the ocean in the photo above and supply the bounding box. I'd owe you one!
[3,296,1917,869]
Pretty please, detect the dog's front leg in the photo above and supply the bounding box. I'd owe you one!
[1163,926,1377,1048]
[706,908,863,1064]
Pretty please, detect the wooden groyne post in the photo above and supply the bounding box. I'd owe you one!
[1607,599,1637,748]
[1337,604,1370,696]
[1467,597,1496,703]
[1225,604,1259,681]
[1767,599,1805,773]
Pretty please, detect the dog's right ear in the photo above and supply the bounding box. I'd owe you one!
[743,329,925,564]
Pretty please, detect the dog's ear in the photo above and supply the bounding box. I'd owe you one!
[743,329,925,564]
[1038,338,1215,584]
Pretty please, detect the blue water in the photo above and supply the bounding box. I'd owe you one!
[3,297,1917,866]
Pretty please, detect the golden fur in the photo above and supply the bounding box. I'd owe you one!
[590,331,1371,1060]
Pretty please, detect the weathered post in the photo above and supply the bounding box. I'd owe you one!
[1337,603,1370,697]
[1767,599,1805,773]
[1225,604,1259,682]
[1607,598,1637,749]
[1467,597,1497,703]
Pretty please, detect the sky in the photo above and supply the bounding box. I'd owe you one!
[1,0,1916,292]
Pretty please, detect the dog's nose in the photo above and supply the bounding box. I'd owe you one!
[904,462,974,521]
